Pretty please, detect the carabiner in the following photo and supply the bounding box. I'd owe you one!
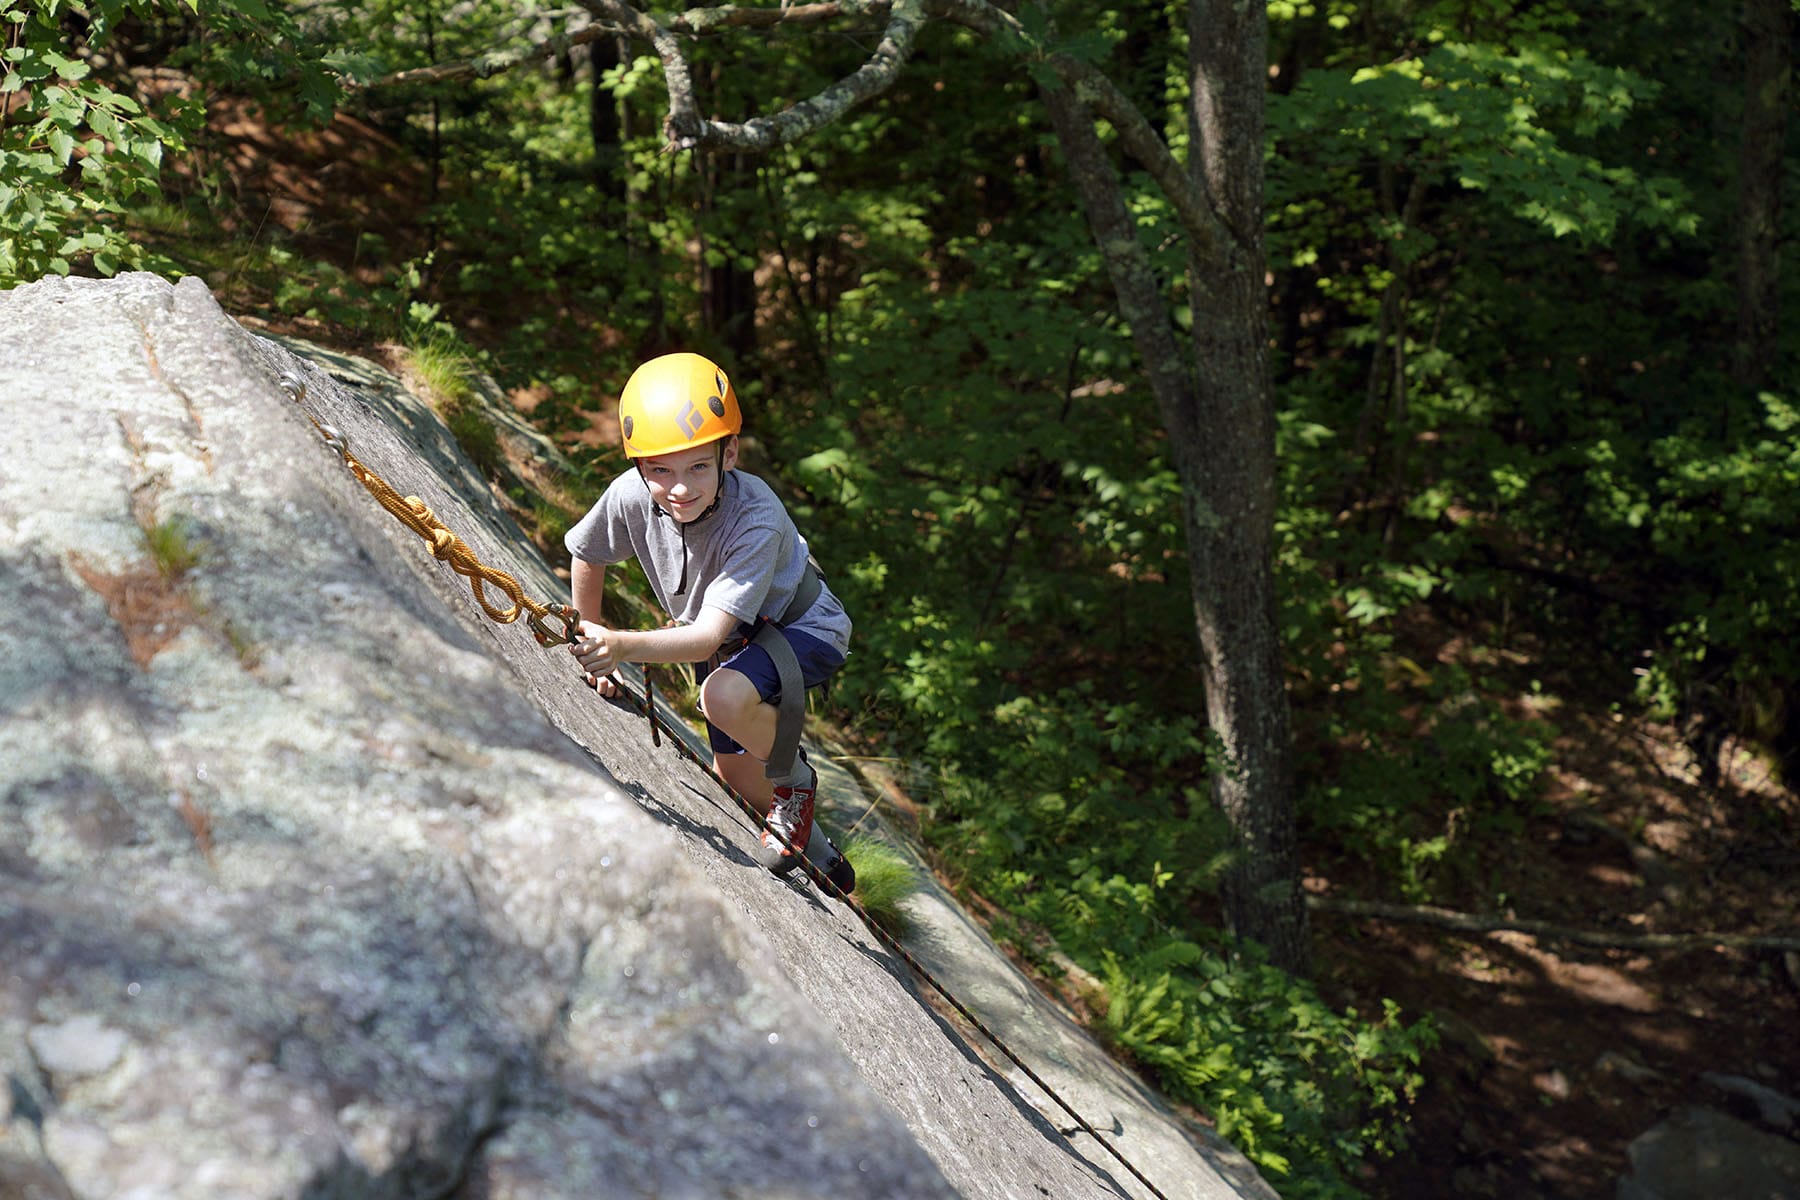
[529,603,580,647]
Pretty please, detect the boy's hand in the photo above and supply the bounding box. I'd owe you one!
[571,621,622,697]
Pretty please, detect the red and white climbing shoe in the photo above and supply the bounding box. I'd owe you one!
[759,760,817,876]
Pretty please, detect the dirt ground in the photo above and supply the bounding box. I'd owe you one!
[1313,679,1800,1199]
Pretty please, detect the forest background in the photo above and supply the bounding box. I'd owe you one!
[4,0,1798,1196]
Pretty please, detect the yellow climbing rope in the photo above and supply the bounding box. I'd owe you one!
[278,372,579,648]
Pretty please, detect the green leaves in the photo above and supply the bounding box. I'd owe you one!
[0,0,351,287]
[1096,944,1434,1193]
[1270,39,1696,246]
[0,0,200,284]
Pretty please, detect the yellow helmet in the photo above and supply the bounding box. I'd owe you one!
[617,352,741,458]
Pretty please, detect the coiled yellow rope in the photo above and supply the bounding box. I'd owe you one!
[278,372,578,647]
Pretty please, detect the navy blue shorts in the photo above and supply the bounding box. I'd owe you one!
[695,625,846,756]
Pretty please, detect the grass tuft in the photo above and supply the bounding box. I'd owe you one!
[445,403,504,478]
[532,496,577,547]
[841,833,919,938]
[405,327,505,478]
[407,326,477,407]
[144,518,201,578]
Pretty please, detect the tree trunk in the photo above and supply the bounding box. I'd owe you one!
[1733,0,1790,390]
[698,153,758,362]
[588,35,625,199]
[1041,0,1307,973]
[1183,0,1308,971]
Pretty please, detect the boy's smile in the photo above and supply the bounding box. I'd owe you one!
[638,438,738,522]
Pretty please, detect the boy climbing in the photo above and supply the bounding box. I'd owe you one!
[565,352,855,891]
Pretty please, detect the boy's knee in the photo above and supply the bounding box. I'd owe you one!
[700,667,760,726]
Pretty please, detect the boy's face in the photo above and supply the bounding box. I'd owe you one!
[637,437,737,523]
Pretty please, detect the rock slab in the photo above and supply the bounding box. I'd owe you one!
[0,273,1268,1200]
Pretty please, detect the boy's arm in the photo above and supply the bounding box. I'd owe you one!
[571,557,607,628]
[569,557,627,696]
[568,555,739,689]
[599,607,738,667]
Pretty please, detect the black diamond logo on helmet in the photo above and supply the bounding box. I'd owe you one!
[679,400,704,439]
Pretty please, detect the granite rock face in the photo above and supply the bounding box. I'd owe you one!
[0,274,1266,1200]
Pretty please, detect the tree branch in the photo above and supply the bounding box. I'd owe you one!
[1309,895,1800,954]
[581,0,693,133]
[666,0,879,32]
[367,22,622,88]
[359,0,1226,253]
[810,0,1225,254]
[654,0,929,152]
[1047,57,1221,264]
[1039,76,1196,419]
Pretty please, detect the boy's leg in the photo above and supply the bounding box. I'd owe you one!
[714,746,774,815]
[713,744,850,882]
[699,628,851,884]
[699,667,781,778]
[701,666,817,872]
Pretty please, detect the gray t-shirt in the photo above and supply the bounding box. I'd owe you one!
[564,468,851,656]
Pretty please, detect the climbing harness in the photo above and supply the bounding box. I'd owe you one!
[647,460,822,782]
[278,369,1174,1200]
[714,558,821,785]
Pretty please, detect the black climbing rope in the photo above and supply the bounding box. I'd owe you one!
[602,673,1175,1200]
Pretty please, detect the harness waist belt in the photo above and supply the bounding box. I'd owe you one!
[780,559,823,626]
